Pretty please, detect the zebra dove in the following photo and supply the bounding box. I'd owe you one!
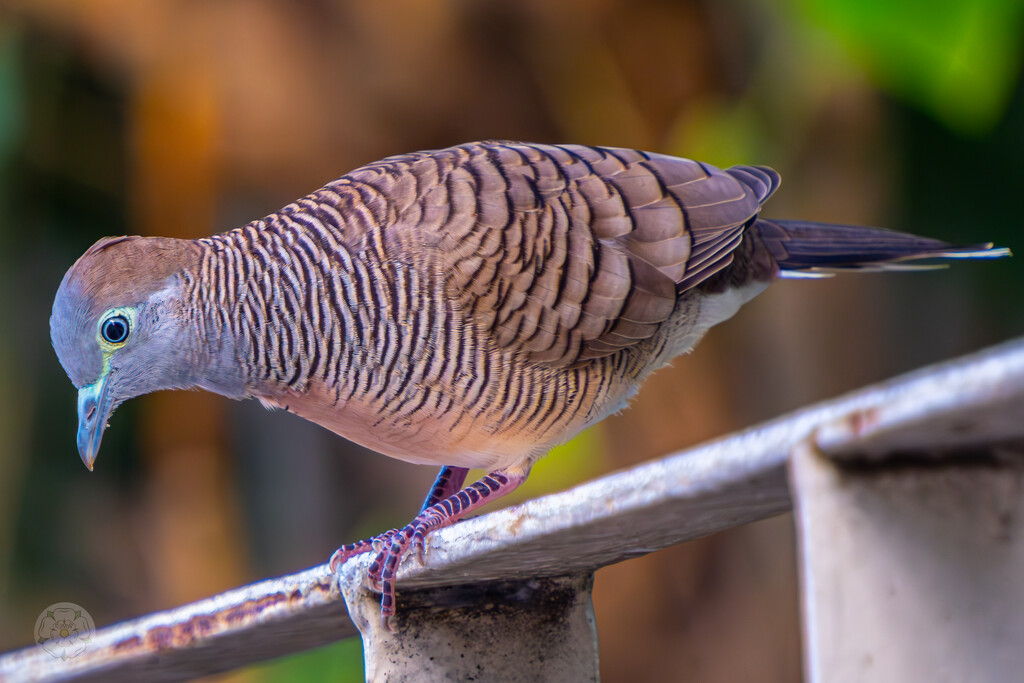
[49,141,1008,628]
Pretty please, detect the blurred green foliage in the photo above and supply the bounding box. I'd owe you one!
[785,0,1024,133]
[0,25,24,177]
[253,638,363,683]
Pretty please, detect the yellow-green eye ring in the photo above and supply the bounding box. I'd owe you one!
[101,314,130,344]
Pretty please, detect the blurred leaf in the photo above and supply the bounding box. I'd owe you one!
[0,22,25,220]
[509,425,606,502]
[667,97,767,169]
[251,637,363,683]
[465,424,606,507]
[785,0,1024,133]
[0,25,23,158]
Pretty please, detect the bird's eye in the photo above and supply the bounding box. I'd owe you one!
[101,315,130,344]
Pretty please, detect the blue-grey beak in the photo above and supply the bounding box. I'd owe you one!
[77,374,112,471]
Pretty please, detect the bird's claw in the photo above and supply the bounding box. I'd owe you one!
[328,526,402,573]
[329,541,371,572]
[328,483,505,631]
[338,514,442,629]
[411,533,427,564]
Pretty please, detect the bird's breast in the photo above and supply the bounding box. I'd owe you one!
[261,377,565,472]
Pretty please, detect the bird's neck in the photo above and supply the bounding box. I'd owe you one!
[176,238,264,401]
[182,222,381,404]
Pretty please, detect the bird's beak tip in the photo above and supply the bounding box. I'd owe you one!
[77,377,111,473]
[77,438,99,471]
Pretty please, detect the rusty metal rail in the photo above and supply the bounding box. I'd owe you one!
[2,337,1023,682]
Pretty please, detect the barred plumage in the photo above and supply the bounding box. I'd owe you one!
[51,140,1009,627]
[177,143,719,469]
[161,143,773,470]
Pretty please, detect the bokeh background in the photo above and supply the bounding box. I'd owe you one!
[1,0,1022,680]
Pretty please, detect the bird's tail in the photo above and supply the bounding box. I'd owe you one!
[753,219,1011,279]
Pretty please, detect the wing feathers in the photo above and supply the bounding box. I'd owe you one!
[348,142,770,368]
[443,143,768,366]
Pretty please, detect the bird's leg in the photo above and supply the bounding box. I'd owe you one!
[412,466,470,562]
[369,468,529,631]
[328,466,470,573]
[419,466,470,513]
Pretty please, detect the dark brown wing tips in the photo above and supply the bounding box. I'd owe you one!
[427,143,780,368]
[577,156,786,358]
[725,165,781,205]
[643,158,777,293]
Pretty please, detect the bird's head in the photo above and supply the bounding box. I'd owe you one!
[50,235,199,470]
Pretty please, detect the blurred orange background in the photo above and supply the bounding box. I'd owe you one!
[0,1,1021,680]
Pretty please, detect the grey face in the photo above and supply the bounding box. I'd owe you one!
[50,236,194,470]
[51,261,146,469]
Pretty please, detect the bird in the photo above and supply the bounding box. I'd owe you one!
[50,141,1009,629]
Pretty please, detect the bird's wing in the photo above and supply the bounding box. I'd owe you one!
[349,142,777,368]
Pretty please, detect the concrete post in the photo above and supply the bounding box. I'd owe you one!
[790,440,1024,683]
[340,564,599,682]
